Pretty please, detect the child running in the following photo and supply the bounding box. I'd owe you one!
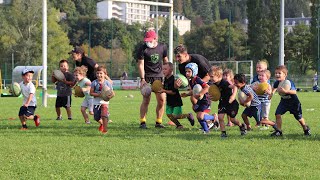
[270,65,311,136]
[52,59,75,120]
[158,62,195,129]
[209,66,246,137]
[234,73,261,131]
[90,66,115,134]
[181,63,216,134]
[222,68,236,127]
[74,67,94,124]
[18,69,40,130]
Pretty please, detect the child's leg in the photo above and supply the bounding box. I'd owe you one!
[275,114,282,130]
[66,107,72,119]
[298,117,308,130]
[227,116,234,126]
[230,117,242,127]
[102,117,108,133]
[56,107,61,118]
[81,106,89,122]
[167,114,181,127]
[101,104,109,133]
[197,112,209,133]
[218,113,226,132]
[241,113,251,129]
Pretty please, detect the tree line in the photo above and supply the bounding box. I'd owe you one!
[0,0,316,80]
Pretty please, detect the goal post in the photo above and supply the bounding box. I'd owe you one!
[209,60,254,83]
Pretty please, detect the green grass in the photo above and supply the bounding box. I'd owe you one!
[1,89,320,179]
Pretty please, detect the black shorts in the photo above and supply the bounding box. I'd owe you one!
[18,106,36,117]
[218,100,239,118]
[55,96,72,108]
[275,99,303,120]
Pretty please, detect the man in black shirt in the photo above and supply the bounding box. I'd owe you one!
[136,30,168,129]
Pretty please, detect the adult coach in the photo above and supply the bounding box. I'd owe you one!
[174,44,211,104]
[69,47,112,82]
[136,30,168,129]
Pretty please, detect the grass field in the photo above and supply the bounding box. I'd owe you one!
[0,89,320,179]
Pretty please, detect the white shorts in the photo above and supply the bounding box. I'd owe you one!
[81,98,94,112]
[260,102,271,119]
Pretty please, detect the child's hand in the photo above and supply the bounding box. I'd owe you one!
[265,88,272,95]
[158,88,165,94]
[174,78,182,88]
[180,92,188,98]
[277,87,287,94]
[229,97,235,104]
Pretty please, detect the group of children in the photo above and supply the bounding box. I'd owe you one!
[18,59,311,137]
[18,60,114,134]
[160,60,311,137]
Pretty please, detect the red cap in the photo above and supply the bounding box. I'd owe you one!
[144,30,157,42]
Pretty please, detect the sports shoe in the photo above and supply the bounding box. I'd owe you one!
[155,123,165,128]
[34,115,40,127]
[20,127,28,130]
[270,130,283,137]
[187,113,195,126]
[213,121,220,130]
[304,126,311,136]
[207,121,214,129]
[68,117,73,120]
[101,130,108,134]
[56,117,62,120]
[176,125,184,129]
[221,132,228,138]
[98,124,104,132]
[203,130,210,134]
[139,123,147,129]
[85,121,91,124]
[167,120,176,126]
[239,124,247,135]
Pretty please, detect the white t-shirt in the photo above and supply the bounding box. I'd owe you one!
[19,81,37,107]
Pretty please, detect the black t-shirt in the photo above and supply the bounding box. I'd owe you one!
[215,79,233,103]
[76,56,97,81]
[178,54,211,79]
[136,43,168,78]
[164,75,183,107]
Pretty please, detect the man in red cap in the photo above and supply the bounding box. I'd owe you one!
[136,30,168,129]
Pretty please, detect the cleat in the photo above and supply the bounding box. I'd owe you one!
[155,123,165,128]
[101,130,108,134]
[98,124,104,132]
[139,123,147,129]
[56,117,62,120]
[187,113,195,126]
[270,130,283,137]
[34,115,40,127]
[240,124,247,135]
[85,121,91,124]
[220,132,228,138]
[304,126,311,136]
[208,121,214,130]
[176,125,184,129]
[68,117,73,120]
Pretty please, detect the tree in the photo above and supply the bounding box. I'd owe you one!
[183,20,247,61]
[0,0,71,72]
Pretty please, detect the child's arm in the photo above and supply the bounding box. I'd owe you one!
[264,84,272,95]
[90,87,100,97]
[181,90,192,98]
[24,93,34,107]
[278,87,296,95]
[195,84,209,99]
[158,88,176,95]
[51,72,57,83]
[242,92,253,107]
[62,78,76,87]
[229,84,238,104]
[269,88,277,100]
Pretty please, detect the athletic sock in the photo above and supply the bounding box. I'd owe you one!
[198,119,209,132]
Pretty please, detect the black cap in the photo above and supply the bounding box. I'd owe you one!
[68,47,84,54]
[22,69,34,75]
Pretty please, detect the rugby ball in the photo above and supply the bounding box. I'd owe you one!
[174,74,189,88]
[193,84,203,100]
[238,91,251,107]
[140,83,152,97]
[11,82,22,97]
[101,86,113,101]
[151,80,163,92]
[278,80,291,96]
[74,85,85,97]
[208,84,221,101]
[256,82,269,95]
[53,70,65,81]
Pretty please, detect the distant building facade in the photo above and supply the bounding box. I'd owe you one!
[285,15,311,32]
[97,0,191,35]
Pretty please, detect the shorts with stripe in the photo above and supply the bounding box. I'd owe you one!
[145,77,163,84]
[55,96,72,108]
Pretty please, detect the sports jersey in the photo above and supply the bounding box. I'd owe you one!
[91,79,113,105]
[136,43,168,78]
[56,71,74,97]
[20,81,37,107]
[241,85,261,107]
[178,54,211,79]
[164,75,183,107]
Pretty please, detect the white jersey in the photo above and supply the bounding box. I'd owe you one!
[20,81,37,107]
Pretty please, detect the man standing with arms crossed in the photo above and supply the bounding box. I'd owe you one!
[137,30,168,129]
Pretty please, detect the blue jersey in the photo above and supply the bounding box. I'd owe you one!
[189,76,211,111]
[273,79,300,102]
[241,85,261,107]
